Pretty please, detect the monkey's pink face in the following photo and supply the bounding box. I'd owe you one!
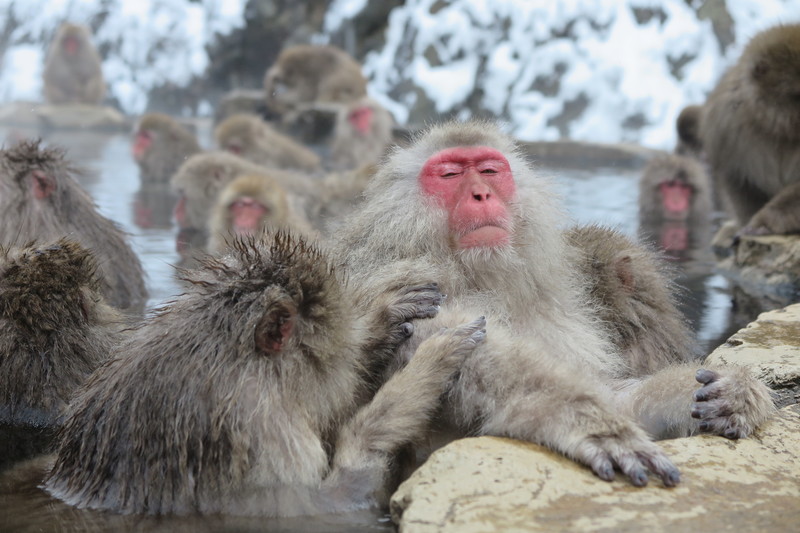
[230,196,269,235]
[419,146,516,249]
[658,180,692,221]
[131,130,152,161]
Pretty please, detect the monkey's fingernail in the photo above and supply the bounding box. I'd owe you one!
[698,421,710,431]
[630,470,648,487]
[401,323,414,336]
[724,428,740,440]
[693,390,707,401]
[664,469,681,487]
[695,369,717,384]
[691,408,701,419]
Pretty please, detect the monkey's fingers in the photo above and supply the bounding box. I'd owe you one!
[695,368,720,385]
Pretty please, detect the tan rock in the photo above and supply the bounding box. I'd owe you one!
[391,405,800,533]
[706,303,800,389]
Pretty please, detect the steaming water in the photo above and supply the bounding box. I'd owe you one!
[0,124,758,531]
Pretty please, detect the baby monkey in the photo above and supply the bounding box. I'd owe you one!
[45,232,484,516]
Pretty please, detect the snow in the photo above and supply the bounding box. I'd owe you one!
[1,0,799,146]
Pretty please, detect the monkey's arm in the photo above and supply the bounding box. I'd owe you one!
[321,317,486,509]
[613,364,776,440]
[450,336,681,487]
[742,181,800,235]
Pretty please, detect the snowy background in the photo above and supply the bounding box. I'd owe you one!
[1,0,799,148]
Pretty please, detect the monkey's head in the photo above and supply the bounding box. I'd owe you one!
[214,114,261,155]
[0,239,102,336]
[132,112,185,162]
[374,121,529,259]
[57,23,88,57]
[746,24,800,108]
[176,232,350,363]
[214,173,290,238]
[0,140,77,210]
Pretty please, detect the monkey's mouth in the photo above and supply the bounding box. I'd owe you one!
[458,224,511,249]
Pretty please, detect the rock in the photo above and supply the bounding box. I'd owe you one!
[706,303,800,407]
[716,234,800,305]
[391,304,800,532]
[391,405,800,533]
[0,102,130,132]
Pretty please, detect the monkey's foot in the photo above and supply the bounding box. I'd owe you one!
[574,430,681,487]
[692,368,776,439]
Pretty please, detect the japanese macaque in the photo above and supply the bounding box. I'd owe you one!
[214,113,322,173]
[566,224,698,375]
[207,173,315,255]
[675,105,704,159]
[329,97,395,171]
[699,23,800,236]
[263,44,367,119]
[44,232,486,516]
[131,113,202,184]
[0,239,123,429]
[334,121,776,486]
[42,23,106,105]
[171,151,319,255]
[0,141,148,315]
[638,153,713,256]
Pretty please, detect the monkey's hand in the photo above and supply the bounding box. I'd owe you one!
[692,368,776,439]
[409,316,487,377]
[382,283,445,347]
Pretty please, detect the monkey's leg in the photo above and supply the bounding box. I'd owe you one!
[614,364,776,440]
[322,317,486,509]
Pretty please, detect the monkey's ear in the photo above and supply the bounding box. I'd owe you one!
[614,255,636,293]
[30,170,55,200]
[255,300,296,355]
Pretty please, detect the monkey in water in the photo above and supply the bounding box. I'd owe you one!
[334,120,775,487]
[131,113,202,185]
[43,23,106,105]
[329,97,396,172]
[207,173,316,255]
[45,232,486,516]
[699,23,800,236]
[0,239,123,470]
[0,140,148,315]
[638,153,713,257]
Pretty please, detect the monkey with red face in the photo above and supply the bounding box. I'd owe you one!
[335,121,775,487]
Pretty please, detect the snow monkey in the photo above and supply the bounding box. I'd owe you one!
[207,173,315,255]
[43,22,105,105]
[0,140,148,315]
[334,121,776,487]
[700,23,800,235]
[637,153,713,255]
[263,44,368,118]
[0,239,123,429]
[131,113,202,184]
[45,232,486,516]
[214,113,322,173]
[329,96,396,171]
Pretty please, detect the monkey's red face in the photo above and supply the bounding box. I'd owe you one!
[658,180,692,221]
[419,146,516,249]
[132,130,152,161]
[230,196,269,235]
[30,169,56,200]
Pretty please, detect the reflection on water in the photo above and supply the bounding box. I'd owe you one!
[0,126,769,530]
